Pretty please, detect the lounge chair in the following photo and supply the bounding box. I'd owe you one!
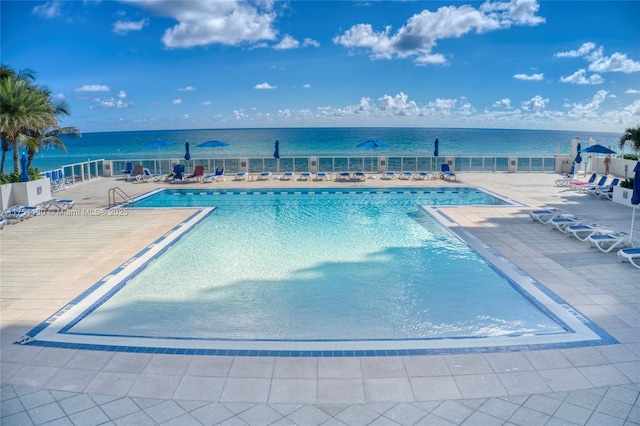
[566,223,606,241]
[186,165,205,182]
[549,215,587,232]
[577,175,607,193]
[14,205,41,217]
[299,172,312,181]
[588,231,630,253]
[203,167,225,182]
[128,164,144,181]
[381,171,396,180]
[315,172,329,181]
[172,164,186,182]
[617,248,640,269]
[589,178,619,199]
[529,208,563,224]
[281,171,295,181]
[121,161,133,179]
[337,171,351,181]
[40,199,75,211]
[138,168,164,182]
[2,208,28,223]
[567,173,597,190]
[415,171,434,180]
[440,164,457,180]
[233,171,248,181]
[0,216,5,229]
[399,171,413,180]
[555,165,576,186]
[353,171,366,181]
[257,171,272,180]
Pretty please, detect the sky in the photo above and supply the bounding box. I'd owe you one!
[2,0,640,134]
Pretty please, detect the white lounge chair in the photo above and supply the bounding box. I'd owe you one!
[257,171,272,180]
[617,248,640,269]
[299,172,312,181]
[337,172,351,181]
[529,208,563,224]
[353,171,366,181]
[41,199,75,211]
[549,215,587,232]
[0,216,5,229]
[203,167,225,182]
[588,231,630,253]
[399,171,413,180]
[281,171,295,180]
[415,171,434,180]
[315,172,329,181]
[233,171,248,181]
[381,171,396,180]
[566,223,606,241]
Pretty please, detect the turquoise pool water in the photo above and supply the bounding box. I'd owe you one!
[66,188,569,342]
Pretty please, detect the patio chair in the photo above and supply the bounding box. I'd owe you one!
[399,171,414,180]
[233,171,248,181]
[172,164,186,182]
[353,171,366,181]
[299,172,312,181]
[617,248,640,269]
[567,173,597,190]
[555,165,576,186]
[588,230,630,253]
[40,199,75,211]
[530,208,563,224]
[281,171,295,181]
[314,172,329,181]
[440,164,457,180]
[203,167,225,182]
[566,223,606,241]
[257,171,272,180]
[381,171,396,180]
[128,164,144,181]
[121,161,133,179]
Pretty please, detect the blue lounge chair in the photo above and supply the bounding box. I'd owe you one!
[381,171,396,180]
[529,208,563,224]
[172,164,186,181]
[315,172,329,181]
[568,173,596,190]
[549,214,587,232]
[337,171,351,181]
[257,171,272,180]
[415,171,434,180]
[440,164,457,180]
[566,223,605,241]
[590,178,619,199]
[617,248,640,269]
[577,175,607,193]
[353,171,366,181]
[121,161,133,178]
[0,216,5,229]
[299,172,312,181]
[555,165,577,186]
[281,171,295,180]
[203,167,225,182]
[128,164,144,181]
[588,231,630,253]
[2,208,28,223]
[399,171,414,180]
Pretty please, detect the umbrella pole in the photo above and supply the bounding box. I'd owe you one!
[631,206,637,246]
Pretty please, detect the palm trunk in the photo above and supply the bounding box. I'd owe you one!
[0,149,6,175]
[12,140,19,173]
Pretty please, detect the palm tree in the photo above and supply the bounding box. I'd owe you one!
[0,76,53,173]
[618,126,640,156]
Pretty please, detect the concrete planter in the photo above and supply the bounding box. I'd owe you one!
[612,186,634,207]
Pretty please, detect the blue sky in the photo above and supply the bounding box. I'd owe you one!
[2,1,639,133]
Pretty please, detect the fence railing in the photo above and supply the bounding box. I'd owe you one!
[105,155,560,177]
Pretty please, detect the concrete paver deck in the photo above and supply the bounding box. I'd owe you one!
[1,172,638,425]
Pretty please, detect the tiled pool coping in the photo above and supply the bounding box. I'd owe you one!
[16,188,617,356]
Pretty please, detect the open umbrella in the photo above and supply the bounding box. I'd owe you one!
[197,140,229,164]
[184,141,191,161]
[630,161,640,244]
[581,144,616,174]
[145,139,176,159]
[19,153,29,182]
[433,138,439,157]
[357,139,388,174]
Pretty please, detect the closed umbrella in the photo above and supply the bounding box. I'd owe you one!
[630,161,640,244]
[274,139,280,174]
[184,141,191,161]
[433,138,439,157]
[581,144,616,174]
[574,142,582,176]
[19,153,29,182]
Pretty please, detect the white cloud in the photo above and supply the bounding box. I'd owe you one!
[333,0,545,65]
[378,92,420,116]
[254,82,277,89]
[565,90,608,117]
[303,84,311,89]
[32,1,61,19]
[173,98,182,104]
[493,98,512,108]
[113,19,148,35]
[92,92,130,109]
[202,101,212,105]
[521,95,548,111]
[626,89,640,94]
[559,69,604,85]
[303,38,320,48]
[124,0,277,48]
[555,42,640,74]
[117,90,127,99]
[74,84,110,92]
[274,35,299,50]
[513,73,543,81]
[178,86,196,91]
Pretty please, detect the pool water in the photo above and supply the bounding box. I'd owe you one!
[68,188,567,342]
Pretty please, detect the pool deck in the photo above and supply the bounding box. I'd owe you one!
[1,172,639,425]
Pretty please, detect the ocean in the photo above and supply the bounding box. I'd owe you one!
[18,127,620,172]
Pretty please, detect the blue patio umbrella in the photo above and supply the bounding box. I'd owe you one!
[357,139,388,150]
[197,140,229,162]
[184,141,191,161]
[273,140,280,159]
[582,144,616,173]
[433,138,439,157]
[574,142,582,164]
[629,161,640,244]
[145,139,176,160]
[19,153,29,182]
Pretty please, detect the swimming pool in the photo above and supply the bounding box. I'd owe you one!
[21,188,616,355]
